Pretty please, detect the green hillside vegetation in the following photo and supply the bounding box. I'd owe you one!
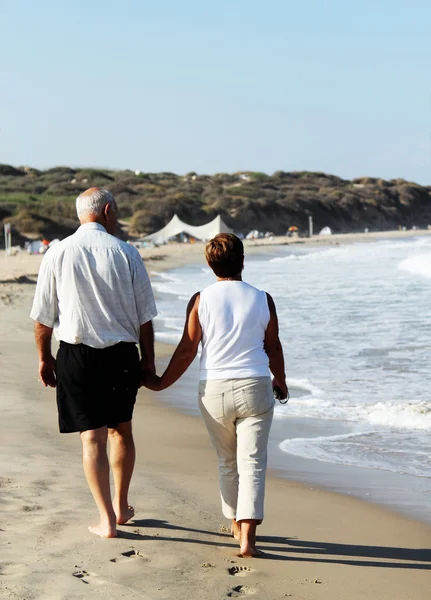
[1,164,430,243]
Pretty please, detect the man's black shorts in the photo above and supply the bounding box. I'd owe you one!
[56,341,140,433]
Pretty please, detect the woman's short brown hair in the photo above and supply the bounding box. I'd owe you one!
[205,233,244,278]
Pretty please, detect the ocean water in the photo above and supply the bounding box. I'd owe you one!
[150,236,431,517]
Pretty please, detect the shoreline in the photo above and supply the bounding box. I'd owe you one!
[141,227,431,273]
[2,227,431,280]
[1,230,431,597]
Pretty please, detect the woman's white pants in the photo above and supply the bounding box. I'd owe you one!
[198,377,274,522]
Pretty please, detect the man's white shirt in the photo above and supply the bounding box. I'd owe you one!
[30,223,157,348]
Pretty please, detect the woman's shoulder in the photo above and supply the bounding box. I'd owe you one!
[200,281,218,295]
[187,291,201,313]
[241,280,267,295]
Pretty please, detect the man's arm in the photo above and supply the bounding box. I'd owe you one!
[34,322,57,388]
[264,293,288,399]
[131,249,158,327]
[139,320,155,376]
[31,250,58,389]
[143,293,202,391]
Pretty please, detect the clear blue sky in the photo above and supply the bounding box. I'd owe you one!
[1,0,430,183]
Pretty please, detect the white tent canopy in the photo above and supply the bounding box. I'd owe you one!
[145,214,232,244]
[319,226,332,235]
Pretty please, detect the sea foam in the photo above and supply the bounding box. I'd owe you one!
[398,254,431,279]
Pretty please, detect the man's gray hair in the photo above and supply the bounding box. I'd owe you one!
[76,188,116,219]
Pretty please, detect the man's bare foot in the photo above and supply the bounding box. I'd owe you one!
[88,523,117,538]
[231,519,241,540]
[115,504,135,525]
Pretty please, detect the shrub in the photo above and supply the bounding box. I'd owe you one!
[0,165,24,177]
[130,210,164,235]
[251,172,269,181]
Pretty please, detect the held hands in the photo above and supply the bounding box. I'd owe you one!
[140,370,163,391]
[39,355,57,388]
[272,377,288,401]
[138,358,164,390]
[139,357,155,388]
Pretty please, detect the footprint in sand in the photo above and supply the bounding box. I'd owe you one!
[1,562,30,577]
[110,549,150,564]
[72,569,105,585]
[227,584,256,597]
[22,504,43,512]
[228,565,253,577]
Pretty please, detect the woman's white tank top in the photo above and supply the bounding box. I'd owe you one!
[198,280,270,380]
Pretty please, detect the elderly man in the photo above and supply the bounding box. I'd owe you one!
[30,187,157,538]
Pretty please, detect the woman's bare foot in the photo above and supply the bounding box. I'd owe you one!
[238,519,258,557]
[238,547,265,558]
[88,522,117,538]
[115,504,135,525]
[231,519,241,540]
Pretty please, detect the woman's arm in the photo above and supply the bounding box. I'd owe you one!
[144,292,202,391]
[264,293,288,399]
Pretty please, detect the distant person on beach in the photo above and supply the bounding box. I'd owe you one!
[30,187,157,538]
[143,233,287,557]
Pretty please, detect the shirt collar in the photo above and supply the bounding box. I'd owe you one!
[78,222,107,233]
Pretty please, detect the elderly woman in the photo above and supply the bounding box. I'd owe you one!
[144,233,287,556]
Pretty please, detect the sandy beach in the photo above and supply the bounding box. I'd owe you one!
[1,230,431,599]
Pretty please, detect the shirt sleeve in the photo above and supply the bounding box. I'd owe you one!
[130,249,157,325]
[29,252,59,327]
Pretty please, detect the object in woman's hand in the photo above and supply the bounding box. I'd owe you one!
[273,385,289,404]
[273,385,284,400]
